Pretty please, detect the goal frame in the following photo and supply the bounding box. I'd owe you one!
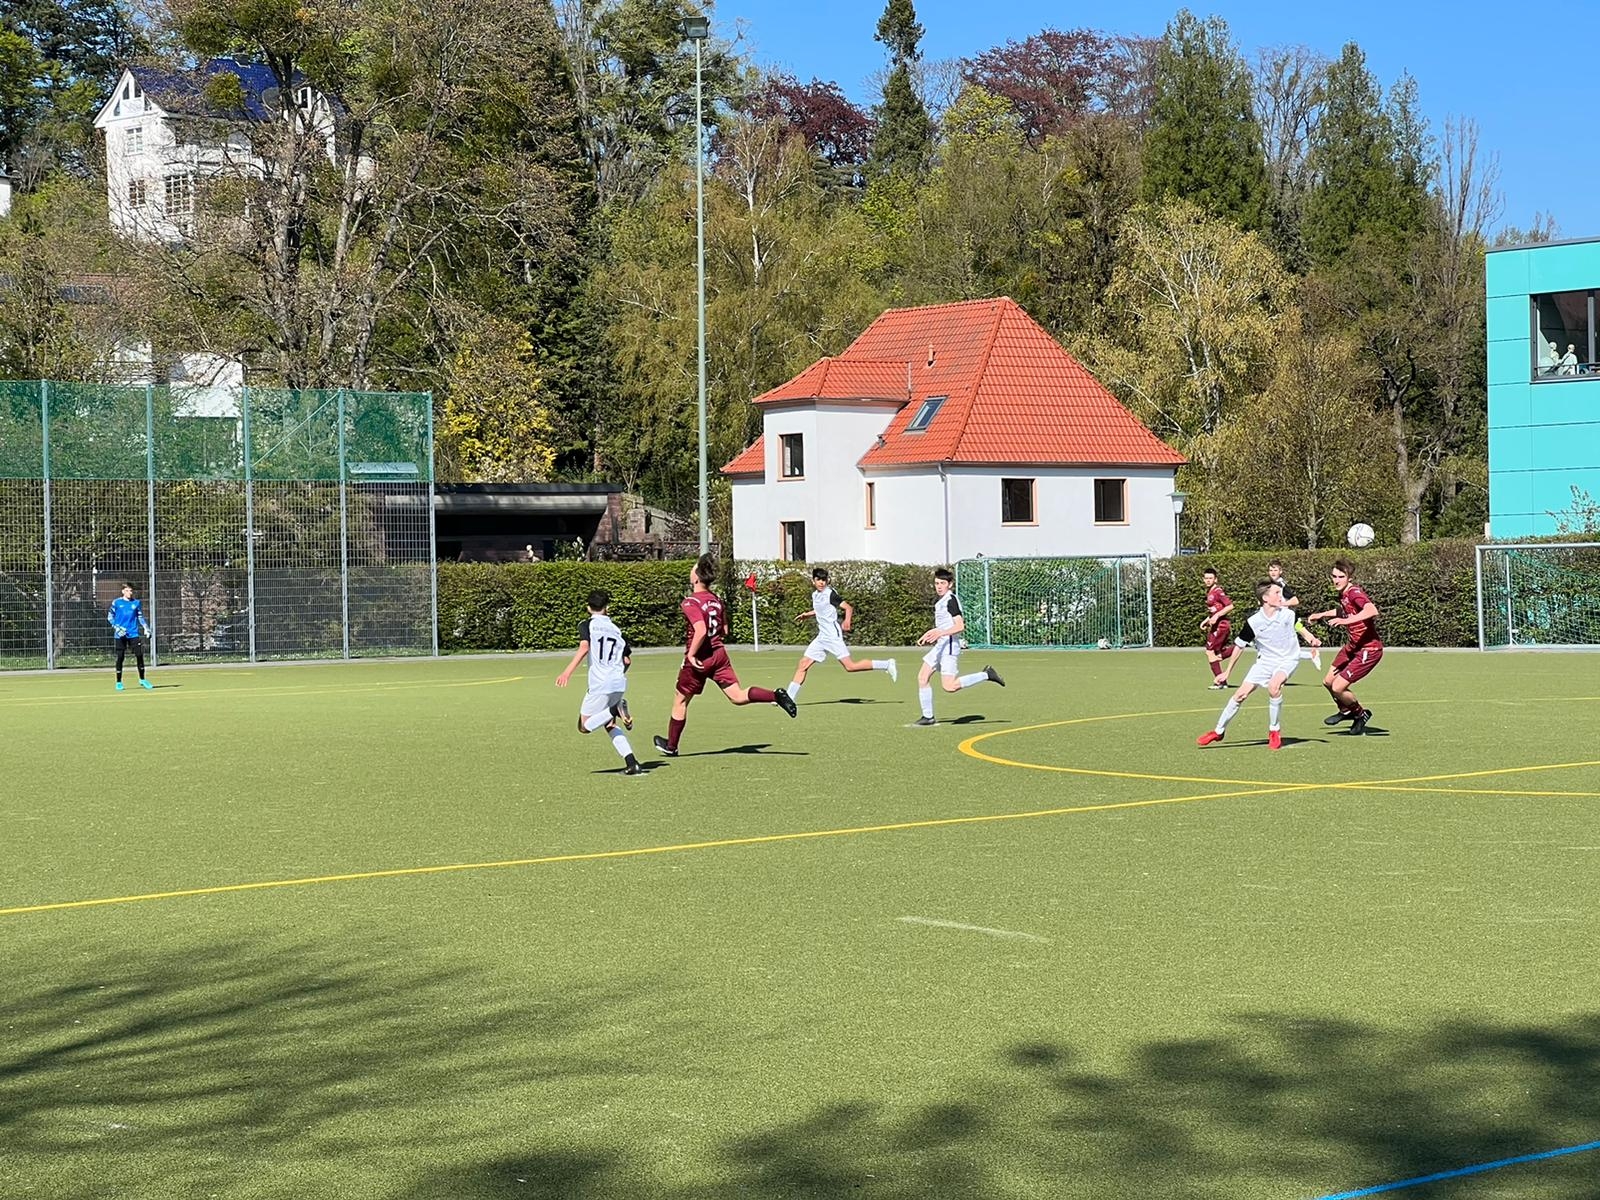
[955,554,1155,650]
[1475,541,1600,650]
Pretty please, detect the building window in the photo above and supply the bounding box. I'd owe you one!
[125,125,144,155]
[781,521,806,561]
[127,179,147,208]
[1533,291,1596,379]
[780,433,804,479]
[1001,478,1036,525]
[864,481,876,528]
[907,395,945,432]
[1094,478,1127,524]
[163,173,194,220]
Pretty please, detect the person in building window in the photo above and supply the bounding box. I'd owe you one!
[1557,344,1579,376]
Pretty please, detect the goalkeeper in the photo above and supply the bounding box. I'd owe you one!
[107,583,153,691]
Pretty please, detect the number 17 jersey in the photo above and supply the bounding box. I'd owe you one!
[580,613,629,693]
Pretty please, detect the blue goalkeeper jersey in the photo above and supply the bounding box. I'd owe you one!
[108,597,146,638]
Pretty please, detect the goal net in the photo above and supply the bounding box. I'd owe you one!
[1477,543,1600,648]
[955,556,1153,649]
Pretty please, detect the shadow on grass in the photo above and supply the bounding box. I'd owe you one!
[680,743,807,757]
[392,1013,1600,1199]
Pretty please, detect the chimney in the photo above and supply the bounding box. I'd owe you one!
[926,342,935,368]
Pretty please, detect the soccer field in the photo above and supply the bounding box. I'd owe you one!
[4,649,1599,1199]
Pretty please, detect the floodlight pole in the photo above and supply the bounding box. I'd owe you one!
[146,383,158,666]
[41,380,53,669]
[682,14,711,555]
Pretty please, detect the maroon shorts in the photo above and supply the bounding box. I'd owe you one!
[676,646,740,697]
[1333,642,1384,684]
[1204,620,1232,654]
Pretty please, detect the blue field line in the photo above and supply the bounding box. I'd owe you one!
[1314,1139,1600,1198]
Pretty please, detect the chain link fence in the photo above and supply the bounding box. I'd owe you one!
[0,381,435,669]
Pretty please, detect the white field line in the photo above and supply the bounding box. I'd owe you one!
[897,916,1050,943]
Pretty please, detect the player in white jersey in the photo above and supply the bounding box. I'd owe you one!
[913,567,1004,726]
[1197,579,1321,751]
[556,589,641,775]
[784,567,897,702]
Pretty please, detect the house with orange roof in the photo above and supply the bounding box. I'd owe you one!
[722,297,1186,563]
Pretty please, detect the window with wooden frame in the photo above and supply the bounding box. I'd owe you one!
[1001,477,1036,525]
[780,433,804,479]
[781,520,806,561]
[1093,478,1127,524]
[864,481,876,528]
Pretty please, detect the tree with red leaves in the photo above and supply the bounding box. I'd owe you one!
[961,28,1153,145]
[745,74,874,171]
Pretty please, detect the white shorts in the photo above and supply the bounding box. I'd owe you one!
[922,635,961,677]
[580,688,626,725]
[1244,657,1298,689]
[804,631,850,663]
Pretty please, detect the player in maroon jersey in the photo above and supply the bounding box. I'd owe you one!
[1308,559,1383,735]
[1200,568,1239,689]
[653,554,797,756]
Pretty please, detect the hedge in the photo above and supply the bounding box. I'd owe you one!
[436,541,1487,654]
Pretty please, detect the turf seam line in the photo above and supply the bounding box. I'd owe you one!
[1312,1138,1600,1198]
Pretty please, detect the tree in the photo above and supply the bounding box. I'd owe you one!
[960,28,1149,145]
[1141,10,1269,231]
[1301,44,1431,267]
[869,0,931,177]
[143,0,584,396]
[1084,201,1290,545]
[743,73,874,186]
[1253,45,1325,268]
[436,320,557,482]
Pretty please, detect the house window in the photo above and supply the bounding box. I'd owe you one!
[1001,478,1036,524]
[864,481,876,528]
[127,179,147,208]
[163,173,194,220]
[1532,291,1596,379]
[780,433,804,479]
[125,126,144,155]
[1094,478,1127,524]
[781,520,806,561]
[907,396,945,432]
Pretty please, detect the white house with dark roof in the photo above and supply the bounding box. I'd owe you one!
[92,58,340,243]
[723,298,1186,564]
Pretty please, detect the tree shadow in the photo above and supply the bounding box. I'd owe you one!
[394,1011,1600,1199]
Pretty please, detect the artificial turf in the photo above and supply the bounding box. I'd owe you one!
[3,647,1599,1199]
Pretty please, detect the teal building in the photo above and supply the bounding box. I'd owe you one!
[1486,238,1600,537]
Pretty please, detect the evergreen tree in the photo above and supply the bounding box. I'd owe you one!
[1302,43,1431,266]
[869,0,932,177]
[1141,10,1269,231]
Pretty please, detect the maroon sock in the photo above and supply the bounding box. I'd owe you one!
[1209,660,1222,679]
[668,717,686,751]
[748,686,776,704]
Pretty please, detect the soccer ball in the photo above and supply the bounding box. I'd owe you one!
[1346,522,1376,548]
[1096,637,1111,650]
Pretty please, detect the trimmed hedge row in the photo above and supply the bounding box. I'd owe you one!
[437,541,1486,654]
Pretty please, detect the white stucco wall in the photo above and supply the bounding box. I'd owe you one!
[941,467,1178,561]
[0,174,12,219]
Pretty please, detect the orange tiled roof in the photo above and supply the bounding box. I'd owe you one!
[752,357,911,405]
[721,297,1185,475]
[722,436,765,477]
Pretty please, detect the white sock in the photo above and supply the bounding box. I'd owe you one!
[608,727,633,760]
[957,672,987,689]
[1268,695,1283,731]
[871,660,890,671]
[583,710,611,733]
[787,681,802,700]
[1216,698,1241,734]
[919,685,934,718]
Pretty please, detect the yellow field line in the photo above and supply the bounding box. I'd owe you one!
[0,783,1312,919]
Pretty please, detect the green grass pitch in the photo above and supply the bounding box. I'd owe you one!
[4,647,1599,1199]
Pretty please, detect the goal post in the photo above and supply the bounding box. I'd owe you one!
[1476,542,1600,649]
[955,555,1154,649]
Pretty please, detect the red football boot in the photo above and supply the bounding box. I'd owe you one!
[1269,730,1282,750]
[1196,730,1223,746]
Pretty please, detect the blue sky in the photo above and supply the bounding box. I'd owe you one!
[713,0,1598,240]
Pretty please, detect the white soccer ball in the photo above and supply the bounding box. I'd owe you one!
[1346,522,1376,548]
[1096,637,1111,650]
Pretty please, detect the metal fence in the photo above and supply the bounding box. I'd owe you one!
[955,555,1154,649]
[1476,542,1600,649]
[0,381,436,669]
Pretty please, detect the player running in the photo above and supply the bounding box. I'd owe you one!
[1308,559,1383,735]
[784,567,897,703]
[1266,559,1321,670]
[913,567,1004,726]
[1197,579,1321,750]
[1201,567,1239,689]
[556,589,641,775]
[653,555,797,757]
[107,582,153,691]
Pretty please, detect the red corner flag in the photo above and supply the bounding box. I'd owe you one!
[744,572,758,591]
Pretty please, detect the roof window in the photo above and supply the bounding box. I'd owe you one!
[906,396,945,433]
